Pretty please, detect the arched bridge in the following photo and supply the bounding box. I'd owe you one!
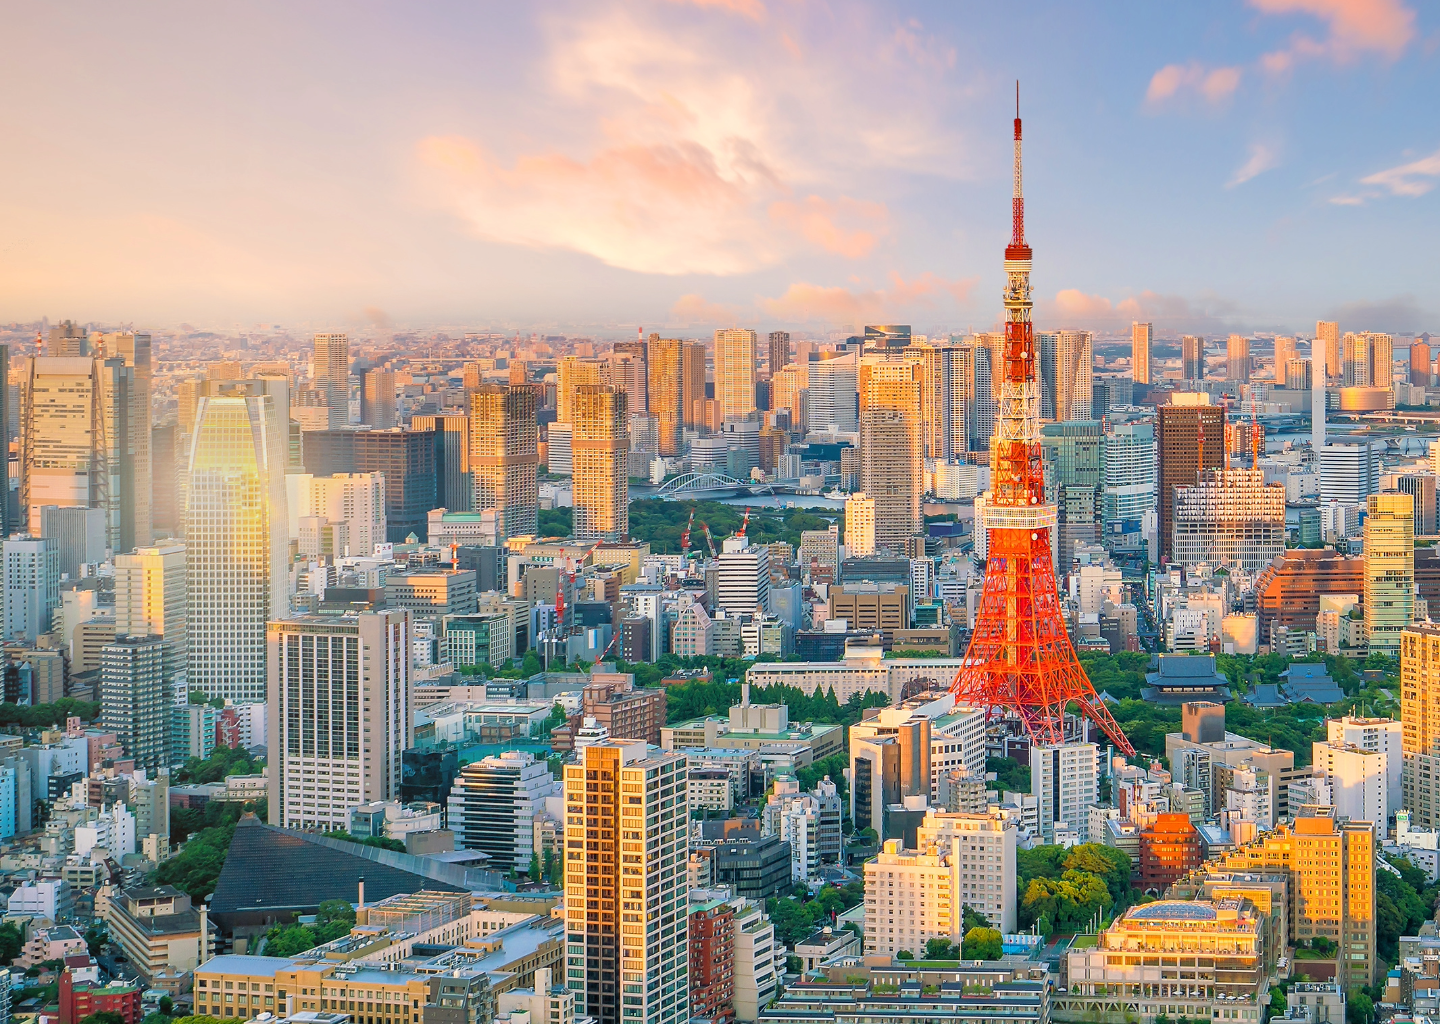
[656,472,750,495]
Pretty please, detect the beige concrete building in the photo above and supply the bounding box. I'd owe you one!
[714,328,758,424]
[556,357,602,424]
[1364,491,1414,655]
[1402,625,1440,828]
[1317,320,1341,379]
[105,885,204,988]
[858,357,923,552]
[1132,322,1153,386]
[470,384,539,540]
[844,493,876,557]
[1056,329,1095,420]
[571,385,629,543]
[114,544,187,688]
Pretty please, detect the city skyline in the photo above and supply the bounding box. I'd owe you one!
[3,2,1438,335]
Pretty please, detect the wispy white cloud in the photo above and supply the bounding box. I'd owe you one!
[754,272,977,326]
[1327,145,1440,205]
[1252,0,1416,73]
[1227,143,1281,187]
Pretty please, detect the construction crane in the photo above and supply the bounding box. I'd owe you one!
[736,506,752,539]
[680,508,695,557]
[699,521,718,558]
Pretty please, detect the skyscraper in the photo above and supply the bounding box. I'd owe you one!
[844,493,876,557]
[969,343,996,454]
[1036,331,1057,420]
[768,331,790,375]
[1182,335,1205,381]
[97,331,153,547]
[681,341,707,432]
[114,544,187,692]
[100,636,168,773]
[1317,320,1341,380]
[602,349,647,416]
[1156,395,1225,561]
[447,750,556,872]
[19,354,134,545]
[361,368,396,428]
[715,328,758,423]
[1364,491,1414,657]
[267,609,412,830]
[563,740,689,1024]
[412,413,471,511]
[572,385,629,542]
[1402,625,1440,828]
[858,357,923,552]
[313,332,350,428]
[647,337,684,456]
[1056,330,1094,421]
[470,384,539,541]
[1274,336,1297,384]
[558,356,603,423]
[1342,332,1372,387]
[807,355,858,432]
[1413,341,1432,387]
[1101,421,1157,550]
[186,385,289,703]
[1226,335,1250,381]
[1131,322,1153,385]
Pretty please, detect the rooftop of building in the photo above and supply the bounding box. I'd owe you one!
[196,954,298,977]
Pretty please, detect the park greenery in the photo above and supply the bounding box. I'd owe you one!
[323,829,407,853]
[1017,843,1134,935]
[628,500,839,554]
[766,882,864,946]
[0,697,100,728]
[261,899,357,956]
[174,744,263,785]
[659,670,889,726]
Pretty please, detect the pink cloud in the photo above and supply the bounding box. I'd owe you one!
[1145,62,1244,106]
[670,293,737,323]
[663,0,766,20]
[1251,0,1415,65]
[759,272,977,324]
[768,196,890,259]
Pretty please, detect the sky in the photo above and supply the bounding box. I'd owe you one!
[3,0,1439,338]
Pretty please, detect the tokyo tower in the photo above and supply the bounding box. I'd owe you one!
[949,88,1135,757]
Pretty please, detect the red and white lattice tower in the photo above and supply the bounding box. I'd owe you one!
[950,88,1135,756]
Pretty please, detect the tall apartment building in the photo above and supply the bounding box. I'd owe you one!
[900,339,942,458]
[361,368,396,428]
[681,341,707,431]
[807,355,858,433]
[715,329,758,423]
[558,357,603,424]
[1056,330,1095,420]
[99,636,168,773]
[1181,335,1205,381]
[1274,336,1297,383]
[688,898,735,1023]
[1218,809,1376,989]
[844,493,875,557]
[1413,340,1432,386]
[186,387,289,703]
[1170,468,1286,571]
[470,384,539,540]
[1401,625,1440,828]
[767,331,790,376]
[1364,491,1414,656]
[603,348,647,417]
[648,337,684,456]
[1031,742,1097,842]
[1343,332,1393,391]
[578,670,667,747]
[1317,321,1341,379]
[1131,322,1153,385]
[1311,739,1387,828]
[3,538,59,643]
[446,750,555,872]
[572,386,629,543]
[412,413,472,512]
[266,610,411,831]
[858,357,923,552]
[1156,395,1225,560]
[292,472,387,557]
[1101,422,1157,544]
[1226,334,1250,381]
[563,741,690,1024]
[313,332,350,428]
[114,544,187,691]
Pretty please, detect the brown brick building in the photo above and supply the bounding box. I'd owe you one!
[580,668,667,745]
[1156,398,1225,561]
[1139,812,1203,892]
[1253,549,1366,639]
[689,898,736,1022]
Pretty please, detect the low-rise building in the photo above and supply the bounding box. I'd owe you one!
[59,969,142,1024]
[104,885,206,987]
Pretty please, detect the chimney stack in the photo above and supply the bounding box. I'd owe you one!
[357,875,365,909]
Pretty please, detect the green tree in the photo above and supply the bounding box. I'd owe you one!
[81,1013,127,1024]
[160,997,174,1015]
[1062,844,1133,904]
[923,938,957,960]
[962,907,992,934]
[0,920,23,964]
[1346,992,1373,1024]
[529,852,542,880]
[1269,987,1287,1016]
[961,927,1003,960]
[896,949,914,960]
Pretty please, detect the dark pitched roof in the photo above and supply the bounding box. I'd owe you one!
[210,815,469,919]
[1243,684,1288,709]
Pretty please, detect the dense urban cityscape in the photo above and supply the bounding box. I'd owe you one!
[5,7,1440,1024]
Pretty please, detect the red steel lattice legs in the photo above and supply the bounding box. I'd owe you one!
[953,524,1135,756]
